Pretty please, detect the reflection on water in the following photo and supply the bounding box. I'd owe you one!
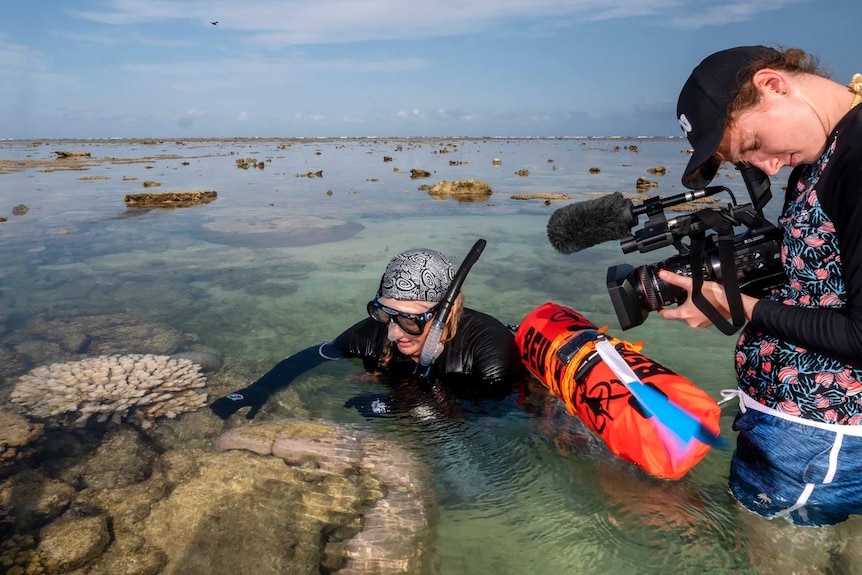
[1,137,843,574]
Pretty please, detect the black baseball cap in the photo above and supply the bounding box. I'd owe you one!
[677,45,780,189]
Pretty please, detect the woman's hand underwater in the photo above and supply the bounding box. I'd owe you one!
[210,387,267,419]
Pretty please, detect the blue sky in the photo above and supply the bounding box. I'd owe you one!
[1,0,859,139]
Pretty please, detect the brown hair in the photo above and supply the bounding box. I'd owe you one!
[730,48,828,118]
[377,292,465,369]
[441,292,464,344]
[712,48,829,164]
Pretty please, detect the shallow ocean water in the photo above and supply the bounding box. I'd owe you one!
[2,137,857,574]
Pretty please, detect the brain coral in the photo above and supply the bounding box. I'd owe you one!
[11,354,208,428]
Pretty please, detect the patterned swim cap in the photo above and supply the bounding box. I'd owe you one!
[379,248,454,302]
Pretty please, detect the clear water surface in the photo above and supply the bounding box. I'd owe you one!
[2,137,850,574]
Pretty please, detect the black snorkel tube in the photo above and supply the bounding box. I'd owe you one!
[417,238,487,375]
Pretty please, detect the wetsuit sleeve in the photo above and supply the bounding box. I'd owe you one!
[750,135,862,368]
[241,318,386,405]
[216,318,386,419]
[210,343,339,418]
[246,343,339,397]
[448,310,522,386]
[331,318,388,360]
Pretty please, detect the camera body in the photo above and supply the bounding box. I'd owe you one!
[605,166,786,330]
[607,226,784,330]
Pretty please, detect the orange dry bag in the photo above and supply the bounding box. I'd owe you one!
[516,302,721,480]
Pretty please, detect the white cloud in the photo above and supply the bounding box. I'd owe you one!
[434,108,474,121]
[666,0,813,29]
[177,109,206,128]
[0,33,42,71]
[293,112,327,122]
[397,109,424,119]
[119,54,427,96]
[56,30,192,48]
[72,0,816,45]
[0,34,78,103]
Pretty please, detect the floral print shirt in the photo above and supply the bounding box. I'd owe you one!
[736,104,862,423]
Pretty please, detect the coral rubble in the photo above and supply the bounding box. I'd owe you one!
[0,410,44,476]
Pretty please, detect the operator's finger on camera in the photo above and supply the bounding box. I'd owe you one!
[657,270,692,291]
[657,270,719,329]
[656,270,762,330]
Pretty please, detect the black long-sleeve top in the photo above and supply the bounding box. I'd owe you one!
[749,104,862,367]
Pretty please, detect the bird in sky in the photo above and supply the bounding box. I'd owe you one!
[210,21,218,26]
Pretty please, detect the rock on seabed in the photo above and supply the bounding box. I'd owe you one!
[216,419,436,574]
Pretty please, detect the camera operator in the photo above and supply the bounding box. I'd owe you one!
[661,45,862,527]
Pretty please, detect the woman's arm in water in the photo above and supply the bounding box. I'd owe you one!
[209,342,342,419]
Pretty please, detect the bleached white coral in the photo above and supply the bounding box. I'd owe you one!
[11,354,208,429]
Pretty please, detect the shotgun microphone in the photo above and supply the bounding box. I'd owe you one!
[547,192,635,254]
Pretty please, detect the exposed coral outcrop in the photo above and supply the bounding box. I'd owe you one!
[53,151,92,158]
[427,178,493,202]
[510,192,571,201]
[636,176,660,192]
[124,190,217,208]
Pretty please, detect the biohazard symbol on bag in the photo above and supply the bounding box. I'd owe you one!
[580,380,628,434]
[516,302,721,480]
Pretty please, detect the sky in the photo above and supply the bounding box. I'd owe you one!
[1,0,859,139]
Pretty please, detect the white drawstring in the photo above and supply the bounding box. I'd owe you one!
[718,388,742,407]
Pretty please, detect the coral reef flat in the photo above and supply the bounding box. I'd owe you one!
[0,311,436,574]
[2,136,835,575]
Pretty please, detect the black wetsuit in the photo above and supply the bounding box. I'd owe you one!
[333,308,521,388]
[210,308,522,419]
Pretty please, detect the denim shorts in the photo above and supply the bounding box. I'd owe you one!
[728,393,862,526]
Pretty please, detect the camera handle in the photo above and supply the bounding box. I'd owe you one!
[688,209,748,335]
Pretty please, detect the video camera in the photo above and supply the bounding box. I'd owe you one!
[606,165,785,332]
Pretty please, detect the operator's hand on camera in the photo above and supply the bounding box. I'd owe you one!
[656,270,757,328]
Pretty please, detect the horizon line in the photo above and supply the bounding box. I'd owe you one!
[1,134,687,142]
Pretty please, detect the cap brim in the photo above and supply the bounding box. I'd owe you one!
[681,125,724,189]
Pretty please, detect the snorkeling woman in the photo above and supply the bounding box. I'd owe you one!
[211,245,522,420]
